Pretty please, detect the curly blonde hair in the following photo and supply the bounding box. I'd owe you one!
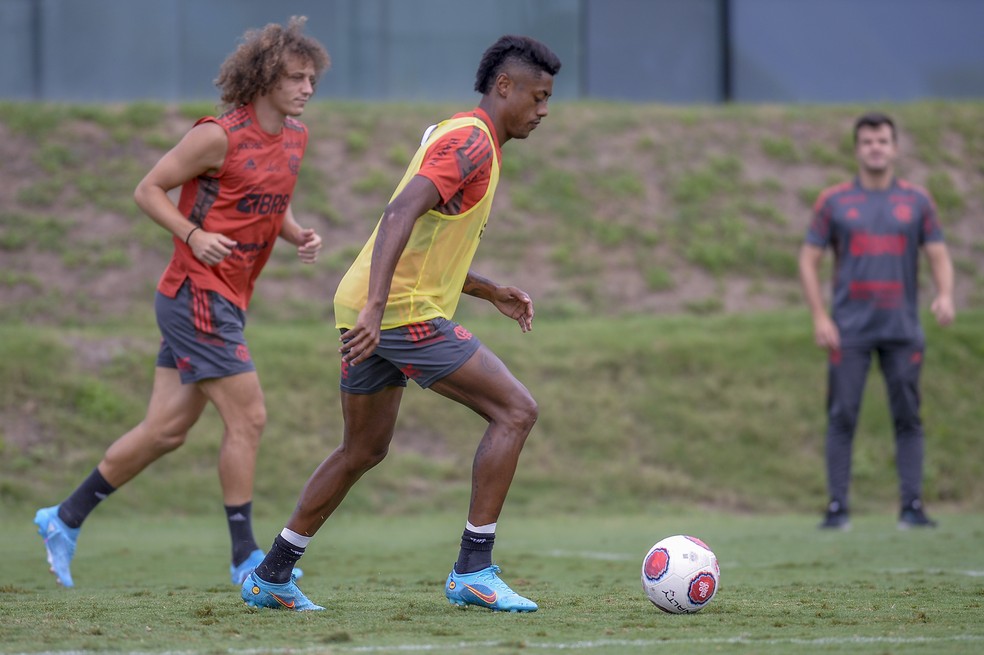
[215,16,330,109]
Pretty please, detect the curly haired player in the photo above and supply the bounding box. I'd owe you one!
[34,17,329,588]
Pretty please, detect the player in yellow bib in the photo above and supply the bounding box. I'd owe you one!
[243,35,562,613]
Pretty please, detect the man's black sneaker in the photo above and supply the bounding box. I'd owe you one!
[898,499,937,529]
[819,501,850,530]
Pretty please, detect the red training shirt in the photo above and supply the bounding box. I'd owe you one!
[157,103,308,309]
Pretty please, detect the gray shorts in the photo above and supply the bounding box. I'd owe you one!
[154,279,255,384]
[340,318,482,394]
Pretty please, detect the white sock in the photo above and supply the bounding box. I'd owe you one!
[466,521,497,534]
[280,527,311,548]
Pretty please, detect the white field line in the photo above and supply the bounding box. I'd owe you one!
[880,567,984,577]
[12,634,984,655]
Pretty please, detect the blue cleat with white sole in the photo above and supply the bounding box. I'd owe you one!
[34,505,80,588]
[230,548,303,586]
[241,571,324,611]
[445,564,537,612]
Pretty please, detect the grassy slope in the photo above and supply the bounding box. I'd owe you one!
[0,101,983,516]
[1,311,982,517]
[1,100,983,324]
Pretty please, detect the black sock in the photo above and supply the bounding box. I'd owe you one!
[454,529,495,574]
[58,468,116,529]
[255,535,305,584]
[225,502,260,567]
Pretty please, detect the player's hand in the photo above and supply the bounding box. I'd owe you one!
[931,294,955,327]
[813,314,840,351]
[296,228,322,264]
[492,285,534,333]
[188,229,236,266]
[339,307,383,365]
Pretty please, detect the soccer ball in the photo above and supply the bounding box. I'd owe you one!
[641,534,720,614]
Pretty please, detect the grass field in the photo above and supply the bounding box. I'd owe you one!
[2,511,983,654]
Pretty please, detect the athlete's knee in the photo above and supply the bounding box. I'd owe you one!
[146,429,189,454]
[227,402,267,440]
[499,390,539,437]
[339,441,390,473]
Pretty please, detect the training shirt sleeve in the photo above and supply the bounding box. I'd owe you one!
[806,194,833,247]
[415,125,494,208]
[919,192,945,244]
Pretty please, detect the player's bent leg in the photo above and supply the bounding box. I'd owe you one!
[34,369,206,588]
[431,346,538,610]
[100,367,208,487]
[431,345,538,437]
[284,388,404,536]
[430,345,538,525]
[199,372,281,581]
[199,372,266,506]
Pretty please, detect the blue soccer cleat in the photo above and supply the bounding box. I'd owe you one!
[241,571,324,611]
[34,505,80,588]
[445,564,538,612]
[230,548,304,586]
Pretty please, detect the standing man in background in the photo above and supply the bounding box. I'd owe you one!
[241,34,561,613]
[799,111,955,531]
[34,17,329,587]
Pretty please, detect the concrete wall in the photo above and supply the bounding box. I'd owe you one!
[1,0,981,103]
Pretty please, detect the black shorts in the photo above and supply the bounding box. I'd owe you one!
[340,318,482,394]
[154,279,255,384]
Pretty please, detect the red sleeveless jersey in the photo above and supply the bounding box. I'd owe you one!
[157,103,308,309]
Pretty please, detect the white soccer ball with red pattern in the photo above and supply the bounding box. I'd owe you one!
[641,534,720,614]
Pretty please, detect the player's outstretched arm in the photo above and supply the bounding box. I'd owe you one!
[463,272,534,333]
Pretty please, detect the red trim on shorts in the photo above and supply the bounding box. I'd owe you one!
[191,283,213,334]
[406,322,435,342]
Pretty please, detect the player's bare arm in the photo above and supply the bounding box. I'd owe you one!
[340,175,441,365]
[925,241,956,326]
[798,243,839,350]
[463,272,534,333]
[280,204,322,264]
[134,121,237,265]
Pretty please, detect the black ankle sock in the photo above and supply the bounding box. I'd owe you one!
[454,529,495,574]
[58,468,116,529]
[255,535,305,584]
[225,502,260,567]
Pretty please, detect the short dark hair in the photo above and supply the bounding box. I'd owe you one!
[474,35,562,95]
[853,112,896,145]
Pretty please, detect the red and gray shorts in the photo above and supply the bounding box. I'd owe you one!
[154,279,255,384]
[340,317,481,394]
